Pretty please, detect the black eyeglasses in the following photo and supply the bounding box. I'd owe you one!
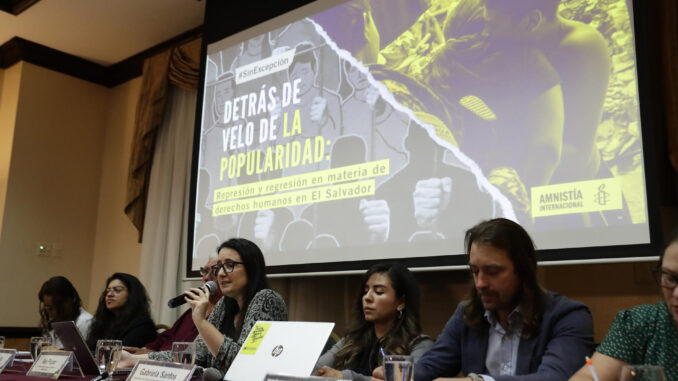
[211,260,245,275]
[653,268,678,290]
[104,286,126,294]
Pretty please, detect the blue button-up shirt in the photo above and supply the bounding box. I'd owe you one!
[480,307,523,381]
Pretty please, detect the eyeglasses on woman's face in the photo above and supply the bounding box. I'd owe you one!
[655,269,678,290]
[211,260,244,275]
[104,286,126,294]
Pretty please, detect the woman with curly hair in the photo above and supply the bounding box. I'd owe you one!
[314,263,433,380]
[86,273,156,349]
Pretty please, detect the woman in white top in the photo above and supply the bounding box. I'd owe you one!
[38,276,92,348]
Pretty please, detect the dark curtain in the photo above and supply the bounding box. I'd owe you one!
[125,38,202,241]
[659,1,678,173]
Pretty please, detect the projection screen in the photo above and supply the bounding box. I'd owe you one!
[188,0,656,275]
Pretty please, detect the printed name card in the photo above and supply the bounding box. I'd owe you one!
[126,360,195,381]
[27,351,73,379]
[0,349,17,373]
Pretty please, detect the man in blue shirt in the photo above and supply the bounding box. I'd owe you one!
[414,218,594,381]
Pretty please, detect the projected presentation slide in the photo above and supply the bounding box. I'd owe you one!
[192,0,649,270]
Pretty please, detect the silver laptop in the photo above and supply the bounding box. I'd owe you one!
[224,321,334,381]
[52,320,101,375]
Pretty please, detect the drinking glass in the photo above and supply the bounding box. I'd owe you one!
[383,354,414,381]
[95,339,122,376]
[29,336,52,360]
[171,342,196,365]
[620,365,666,381]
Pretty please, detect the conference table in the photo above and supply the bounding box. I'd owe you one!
[0,361,113,381]
[0,359,204,381]
[0,370,203,381]
[0,353,96,380]
[0,374,106,381]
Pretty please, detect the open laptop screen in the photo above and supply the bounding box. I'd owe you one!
[225,321,334,381]
[52,320,100,376]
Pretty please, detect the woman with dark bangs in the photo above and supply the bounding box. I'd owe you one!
[120,238,288,375]
[314,263,433,380]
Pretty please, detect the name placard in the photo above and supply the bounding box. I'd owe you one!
[126,360,195,381]
[0,349,17,373]
[27,351,73,379]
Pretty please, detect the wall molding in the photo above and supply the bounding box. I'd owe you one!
[0,26,203,87]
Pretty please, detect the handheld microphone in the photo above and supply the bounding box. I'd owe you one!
[167,281,217,308]
[202,367,224,381]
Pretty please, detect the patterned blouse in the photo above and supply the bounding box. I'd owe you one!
[149,289,288,371]
[596,302,678,380]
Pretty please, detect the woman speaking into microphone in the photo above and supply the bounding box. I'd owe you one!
[122,238,288,372]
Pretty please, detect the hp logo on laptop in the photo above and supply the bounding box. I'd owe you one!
[271,345,284,357]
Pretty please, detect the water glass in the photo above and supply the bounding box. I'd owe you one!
[29,336,52,360]
[95,339,122,375]
[383,354,414,381]
[171,342,196,365]
[620,365,666,381]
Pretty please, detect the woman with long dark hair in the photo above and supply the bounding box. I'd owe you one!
[38,276,93,348]
[86,273,156,349]
[314,263,432,380]
[122,238,288,373]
